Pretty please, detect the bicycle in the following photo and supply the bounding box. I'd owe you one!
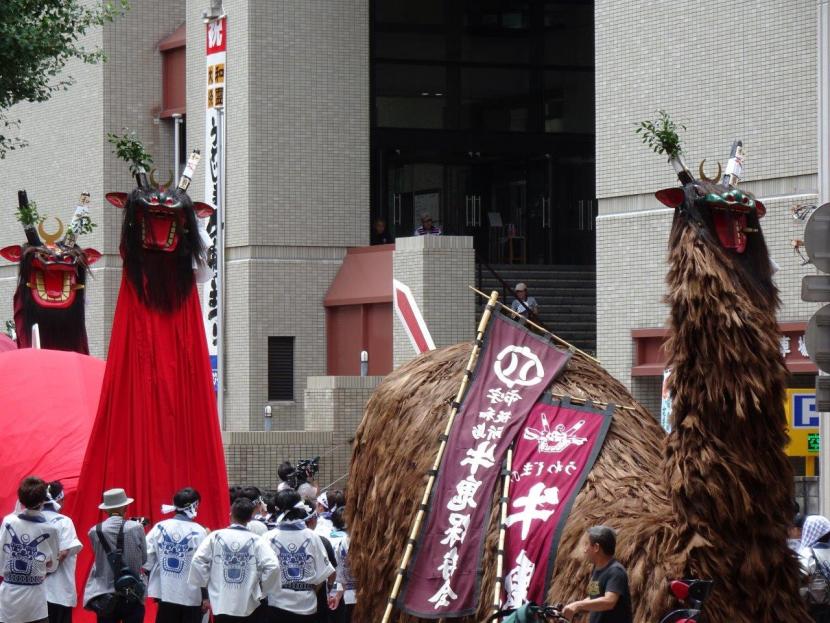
[487,602,572,623]
[659,578,713,623]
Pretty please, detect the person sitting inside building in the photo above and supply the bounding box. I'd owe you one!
[370,218,394,245]
[510,283,539,321]
[413,213,441,236]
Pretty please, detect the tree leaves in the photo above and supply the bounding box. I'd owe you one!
[107,128,152,174]
[0,0,129,158]
[635,110,686,160]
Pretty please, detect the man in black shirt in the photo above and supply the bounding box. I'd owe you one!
[563,526,633,623]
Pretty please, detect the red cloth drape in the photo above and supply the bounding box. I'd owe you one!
[0,349,103,513]
[65,275,229,620]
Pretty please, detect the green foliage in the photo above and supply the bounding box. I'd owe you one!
[0,0,129,158]
[15,198,43,227]
[3,320,15,340]
[71,210,96,236]
[635,110,686,159]
[107,128,153,174]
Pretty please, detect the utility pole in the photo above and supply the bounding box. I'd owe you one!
[815,0,830,515]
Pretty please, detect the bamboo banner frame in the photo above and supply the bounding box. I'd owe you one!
[490,444,515,621]
[380,290,501,623]
[469,286,600,365]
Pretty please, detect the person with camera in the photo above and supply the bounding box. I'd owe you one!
[144,488,209,623]
[83,488,147,623]
[0,476,61,623]
[188,497,280,623]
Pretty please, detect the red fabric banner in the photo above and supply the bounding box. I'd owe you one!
[503,398,613,608]
[401,314,570,618]
[65,276,230,620]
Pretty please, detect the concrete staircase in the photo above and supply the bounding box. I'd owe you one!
[477,263,597,354]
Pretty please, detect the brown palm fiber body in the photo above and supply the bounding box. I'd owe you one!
[661,213,808,622]
[349,196,806,622]
[348,343,677,622]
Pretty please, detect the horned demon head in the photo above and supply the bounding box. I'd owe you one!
[637,113,775,304]
[0,191,101,352]
[105,149,214,311]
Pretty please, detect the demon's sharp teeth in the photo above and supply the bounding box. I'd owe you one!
[35,273,47,300]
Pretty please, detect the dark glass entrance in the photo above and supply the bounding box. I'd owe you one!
[371,0,595,265]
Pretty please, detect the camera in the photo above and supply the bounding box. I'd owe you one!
[287,456,320,490]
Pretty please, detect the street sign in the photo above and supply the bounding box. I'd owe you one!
[805,203,830,272]
[801,203,830,412]
[803,275,830,302]
[806,305,830,374]
[785,389,820,456]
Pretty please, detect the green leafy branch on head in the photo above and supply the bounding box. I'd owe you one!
[635,110,686,160]
[3,320,15,339]
[107,128,153,174]
[16,199,43,227]
[71,212,96,236]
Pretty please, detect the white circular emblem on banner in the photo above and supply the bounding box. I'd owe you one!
[494,345,545,388]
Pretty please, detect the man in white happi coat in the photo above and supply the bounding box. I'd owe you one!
[188,498,279,623]
[263,490,335,622]
[0,476,60,623]
[145,487,209,623]
[41,481,82,623]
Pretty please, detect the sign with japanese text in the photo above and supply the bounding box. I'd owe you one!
[401,314,570,618]
[785,388,819,456]
[503,398,613,608]
[203,16,225,393]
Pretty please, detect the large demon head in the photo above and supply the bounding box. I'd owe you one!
[655,142,776,304]
[0,192,101,352]
[106,161,213,311]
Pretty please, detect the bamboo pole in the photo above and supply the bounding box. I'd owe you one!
[468,286,601,365]
[490,445,515,622]
[548,391,637,412]
[380,290,501,623]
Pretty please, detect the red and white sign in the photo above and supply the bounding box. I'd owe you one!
[393,279,435,354]
[503,398,612,608]
[203,15,226,394]
[401,315,570,618]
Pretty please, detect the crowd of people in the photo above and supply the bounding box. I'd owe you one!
[0,464,354,623]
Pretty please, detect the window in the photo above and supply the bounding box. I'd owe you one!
[268,337,294,401]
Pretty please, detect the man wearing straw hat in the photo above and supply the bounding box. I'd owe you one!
[83,488,147,623]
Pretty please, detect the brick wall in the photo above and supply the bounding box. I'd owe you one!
[595,0,820,410]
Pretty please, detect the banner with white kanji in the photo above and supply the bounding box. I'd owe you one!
[400,314,570,618]
[503,397,613,608]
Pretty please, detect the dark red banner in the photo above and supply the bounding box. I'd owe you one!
[401,314,570,618]
[503,398,613,607]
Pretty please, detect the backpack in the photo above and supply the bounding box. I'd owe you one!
[97,521,145,604]
[803,547,830,606]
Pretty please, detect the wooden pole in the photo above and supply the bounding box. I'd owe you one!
[490,444,515,622]
[380,290,501,623]
[468,285,601,365]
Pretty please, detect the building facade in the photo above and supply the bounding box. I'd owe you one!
[595,0,820,474]
[2,0,821,484]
